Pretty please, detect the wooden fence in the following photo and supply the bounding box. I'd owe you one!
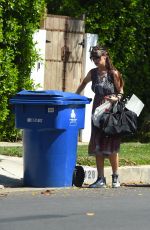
[41,14,85,92]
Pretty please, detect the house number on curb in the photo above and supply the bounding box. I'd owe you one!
[85,170,96,179]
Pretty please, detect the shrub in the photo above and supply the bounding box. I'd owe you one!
[138,117,150,143]
[0,0,45,141]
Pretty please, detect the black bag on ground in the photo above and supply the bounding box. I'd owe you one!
[72,166,85,187]
[99,100,137,136]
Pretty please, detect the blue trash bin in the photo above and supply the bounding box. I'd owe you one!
[10,90,91,187]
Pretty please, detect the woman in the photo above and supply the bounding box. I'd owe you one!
[76,46,124,188]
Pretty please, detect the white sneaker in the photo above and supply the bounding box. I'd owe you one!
[112,174,120,188]
[89,177,106,188]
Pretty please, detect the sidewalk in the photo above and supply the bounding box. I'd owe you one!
[0,142,150,192]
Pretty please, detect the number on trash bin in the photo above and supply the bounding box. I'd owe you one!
[27,118,43,123]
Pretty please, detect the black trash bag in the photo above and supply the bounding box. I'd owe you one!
[72,166,85,187]
[99,100,137,136]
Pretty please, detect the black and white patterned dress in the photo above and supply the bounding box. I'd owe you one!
[88,68,121,156]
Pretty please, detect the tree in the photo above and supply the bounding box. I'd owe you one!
[46,0,150,128]
[0,0,45,140]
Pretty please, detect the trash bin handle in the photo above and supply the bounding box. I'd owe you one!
[17,90,64,97]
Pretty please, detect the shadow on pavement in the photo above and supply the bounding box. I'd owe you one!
[0,214,68,223]
[123,183,150,188]
[0,175,23,187]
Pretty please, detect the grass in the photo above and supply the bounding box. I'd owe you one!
[76,142,150,167]
[0,146,23,158]
[0,142,150,167]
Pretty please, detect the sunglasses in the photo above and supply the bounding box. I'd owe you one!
[92,56,101,61]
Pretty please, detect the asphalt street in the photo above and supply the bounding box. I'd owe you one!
[0,186,150,230]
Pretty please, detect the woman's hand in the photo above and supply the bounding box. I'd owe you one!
[104,95,118,103]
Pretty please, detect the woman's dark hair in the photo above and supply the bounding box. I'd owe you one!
[90,46,106,59]
[105,54,124,88]
[90,45,124,88]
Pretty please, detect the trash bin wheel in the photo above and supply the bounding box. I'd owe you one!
[72,165,85,187]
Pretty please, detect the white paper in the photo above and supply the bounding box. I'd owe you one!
[125,94,144,116]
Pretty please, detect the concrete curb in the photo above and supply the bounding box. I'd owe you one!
[0,142,23,147]
[1,153,150,194]
[83,165,150,185]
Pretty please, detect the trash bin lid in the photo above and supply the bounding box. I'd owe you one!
[10,90,92,105]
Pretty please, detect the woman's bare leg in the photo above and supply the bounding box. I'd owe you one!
[96,154,105,177]
[109,153,119,175]
[89,154,106,188]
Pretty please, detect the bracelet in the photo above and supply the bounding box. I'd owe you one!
[117,93,123,100]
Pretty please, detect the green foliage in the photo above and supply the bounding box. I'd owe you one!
[138,118,150,143]
[46,0,150,139]
[46,0,84,16]
[0,0,45,141]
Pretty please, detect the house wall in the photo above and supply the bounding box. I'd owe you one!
[30,29,46,90]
